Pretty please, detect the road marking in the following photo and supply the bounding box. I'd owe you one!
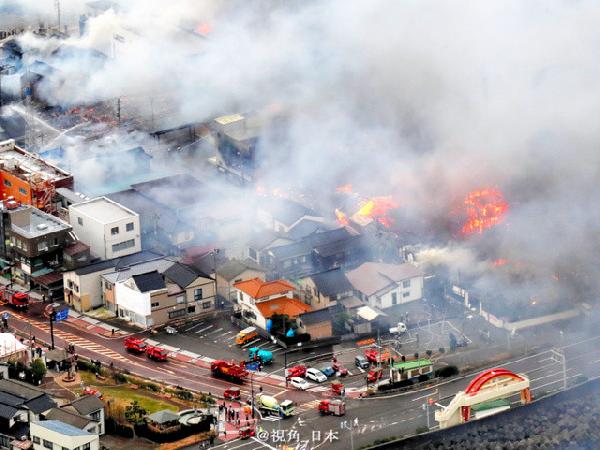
[195,325,214,334]
[251,436,277,449]
[411,389,438,402]
[183,321,205,332]
[242,339,261,349]
[207,327,224,335]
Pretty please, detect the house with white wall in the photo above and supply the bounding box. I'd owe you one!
[346,262,424,310]
[233,278,310,330]
[68,197,141,260]
[30,420,99,450]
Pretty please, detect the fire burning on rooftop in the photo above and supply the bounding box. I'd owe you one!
[461,188,509,235]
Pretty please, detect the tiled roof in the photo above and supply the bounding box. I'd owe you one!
[217,259,266,281]
[299,308,332,325]
[233,278,295,299]
[147,409,179,424]
[132,271,166,293]
[65,394,104,416]
[255,297,311,319]
[308,268,353,297]
[164,262,210,289]
[64,241,89,256]
[44,407,95,429]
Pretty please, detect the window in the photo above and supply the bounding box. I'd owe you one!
[202,301,212,309]
[194,288,203,301]
[391,292,397,305]
[33,436,40,444]
[77,217,83,226]
[126,222,134,232]
[112,239,135,252]
[111,226,119,235]
[403,292,410,298]
[68,280,73,289]
[43,439,53,449]
[402,280,411,288]
[168,309,186,319]
[91,411,101,420]
[3,179,11,187]
[248,248,257,260]
[151,301,159,308]
[187,305,196,313]
[176,294,185,304]
[37,241,48,252]
[53,238,58,246]
[18,187,27,195]
[63,446,70,450]
[83,444,91,450]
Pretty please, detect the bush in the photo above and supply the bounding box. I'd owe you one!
[77,360,96,373]
[114,372,128,384]
[414,352,419,359]
[175,389,193,401]
[30,358,47,382]
[426,350,433,357]
[435,365,459,378]
[438,347,446,354]
[142,382,161,392]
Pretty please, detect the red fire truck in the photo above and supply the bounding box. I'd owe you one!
[145,345,169,361]
[124,337,147,353]
[211,360,249,383]
[2,289,29,310]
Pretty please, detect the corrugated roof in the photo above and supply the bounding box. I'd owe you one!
[133,271,165,293]
[255,296,311,319]
[391,359,432,371]
[233,278,294,299]
[0,403,19,420]
[102,258,174,283]
[346,262,423,297]
[147,409,179,424]
[299,308,331,325]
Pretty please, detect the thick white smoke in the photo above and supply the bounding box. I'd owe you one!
[7,0,600,305]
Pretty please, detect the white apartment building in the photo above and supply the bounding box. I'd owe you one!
[69,197,141,260]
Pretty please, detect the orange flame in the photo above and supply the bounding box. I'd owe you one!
[196,23,213,35]
[461,188,509,235]
[335,209,349,226]
[356,196,399,227]
[493,258,508,267]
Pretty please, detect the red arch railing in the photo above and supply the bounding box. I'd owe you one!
[465,368,525,395]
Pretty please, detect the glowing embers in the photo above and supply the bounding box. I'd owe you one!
[461,188,509,235]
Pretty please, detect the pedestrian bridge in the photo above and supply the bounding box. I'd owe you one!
[435,368,531,429]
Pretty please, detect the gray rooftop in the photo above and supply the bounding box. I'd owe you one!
[9,206,71,238]
[147,409,179,424]
[70,196,138,223]
[102,258,175,283]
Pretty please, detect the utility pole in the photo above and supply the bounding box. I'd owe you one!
[551,348,567,390]
[55,0,61,32]
[49,310,56,350]
[116,97,121,125]
[284,348,288,387]
[250,372,255,418]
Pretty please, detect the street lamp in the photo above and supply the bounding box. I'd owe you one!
[49,309,56,350]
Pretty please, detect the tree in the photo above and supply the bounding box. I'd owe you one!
[124,401,147,425]
[426,350,433,357]
[30,358,46,383]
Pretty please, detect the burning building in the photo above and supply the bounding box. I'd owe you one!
[0,139,73,213]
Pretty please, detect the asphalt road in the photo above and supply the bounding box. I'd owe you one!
[218,332,600,450]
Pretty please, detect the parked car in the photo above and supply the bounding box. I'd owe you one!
[290,377,310,390]
[355,355,370,369]
[306,368,327,383]
[320,366,335,377]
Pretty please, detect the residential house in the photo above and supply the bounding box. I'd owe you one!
[0,379,56,449]
[5,205,75,298]
[296,268,353,310]
[163,262,217,317]
[69,197,142,260]
[100,256,174,315]
[29,420,99,450]
[63,250,163,313]
[215,259,267,302]
[0,333,28,363]
[257,199,323,234]
[285,218,335,241]
[297,309,333,340]
[61,395,105,436]
[111,262,215,328]
[245,231,292,267]
[233,278,310,330]
[267,227,365,278]
[43,408,99,435]
[345,262,424,310]
[62,241,91,271]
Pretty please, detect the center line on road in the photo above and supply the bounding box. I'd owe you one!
[195,325,214,334]
[411,389,438,402]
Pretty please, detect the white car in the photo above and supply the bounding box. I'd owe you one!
[290,377,310,390]
[305,368,327,383]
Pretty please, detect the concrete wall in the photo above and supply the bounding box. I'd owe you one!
[103,216,141,259]
[63,268,114,312]
[30,422,99,450]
